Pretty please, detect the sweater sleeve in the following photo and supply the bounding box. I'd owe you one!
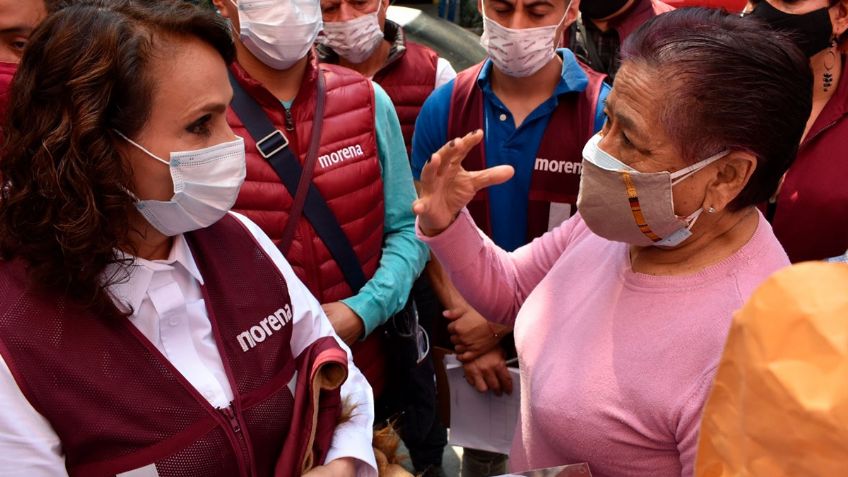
[417,209,580,325]
[340,83,429,336]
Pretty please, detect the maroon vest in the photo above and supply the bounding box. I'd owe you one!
[772,55,848,262]
[228,56,387,395]
[0,214,345,477]
[373,40,439,156]
[447,60,606,242]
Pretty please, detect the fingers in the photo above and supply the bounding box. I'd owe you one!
[434,129,484,167]
[495,363,514,395]
[470,165,515,191]
[442,308,464,320]
[420,149,442,183]
[464,365,488,393]
[411,197,428,216]
[447,129,484,165]
[482,367,502,396]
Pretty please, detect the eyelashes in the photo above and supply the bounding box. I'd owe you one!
[185,114,213,137]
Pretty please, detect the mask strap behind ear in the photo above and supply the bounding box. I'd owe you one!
[670,149,729,186]
[113,130,170,166]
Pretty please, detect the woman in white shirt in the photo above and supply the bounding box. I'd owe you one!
[0,1,375,476]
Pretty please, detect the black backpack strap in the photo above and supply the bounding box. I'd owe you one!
[228,70,368,293]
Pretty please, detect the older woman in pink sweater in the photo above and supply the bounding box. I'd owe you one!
[413,9,813,477]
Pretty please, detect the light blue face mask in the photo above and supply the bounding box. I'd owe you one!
[577,133,729,248]
[115,131,247,236]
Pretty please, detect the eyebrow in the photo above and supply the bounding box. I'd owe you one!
[524,0,555,8]
[0,26,33,36]
[185,101,229,121]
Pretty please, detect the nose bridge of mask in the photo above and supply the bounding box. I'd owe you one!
[583,134,637,172]
[114,130,171,167]
[669,149,729,186]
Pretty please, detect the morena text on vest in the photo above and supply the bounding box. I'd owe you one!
[236,304,294,352]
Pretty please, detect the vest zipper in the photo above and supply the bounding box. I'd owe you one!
[221,404,254,477]
[284,108,295,131]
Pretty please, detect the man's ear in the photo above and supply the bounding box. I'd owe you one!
[703,151,758,213]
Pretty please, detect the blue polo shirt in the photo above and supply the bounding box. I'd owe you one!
[411,49,609,251]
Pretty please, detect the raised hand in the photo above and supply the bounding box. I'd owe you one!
[413,129,514,236]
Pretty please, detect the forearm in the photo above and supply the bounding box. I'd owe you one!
[417,210,528,325]
[341,224,428,336]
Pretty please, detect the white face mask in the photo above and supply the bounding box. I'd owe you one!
[116,132,247,237]
[480,0,571,77]
[318,2,385,64]
[231,0,323,70]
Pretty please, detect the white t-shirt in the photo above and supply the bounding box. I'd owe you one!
[435,57,457,89]
[0,212,377,477]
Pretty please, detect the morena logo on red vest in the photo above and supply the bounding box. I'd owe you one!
[236,304,294,352]
[534,157,582,175]
[318,144,365,170]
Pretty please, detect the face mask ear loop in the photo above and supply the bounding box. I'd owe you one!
[113,130,170,166]
[683,207,705,229]
[670,149,729,187]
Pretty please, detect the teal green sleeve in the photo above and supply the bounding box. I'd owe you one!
[341,82,429,337]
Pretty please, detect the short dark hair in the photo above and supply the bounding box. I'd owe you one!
[0,0,235,311]
[620,7,813,210]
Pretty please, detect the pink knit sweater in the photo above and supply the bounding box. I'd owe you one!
[419,210,788,477]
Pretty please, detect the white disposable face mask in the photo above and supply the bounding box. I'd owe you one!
[116,132,247,237]
[480,0,571,77]
[230,0,323,70]
[318,1,385,64]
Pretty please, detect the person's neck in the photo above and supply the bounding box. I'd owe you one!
[123,215,173,261]
[490,54,562,127]
[804,48,842,140]
[236,42,308,102]
[588,0,638,32]
[628,206,759,276]
[339,40,391,78]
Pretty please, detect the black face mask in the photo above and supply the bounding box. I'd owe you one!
[748,1,833,57]
[579,0,631,20]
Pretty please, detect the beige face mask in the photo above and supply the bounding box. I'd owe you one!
[577,133,728,248]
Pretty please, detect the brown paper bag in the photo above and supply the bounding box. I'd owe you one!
[696,262,848,477]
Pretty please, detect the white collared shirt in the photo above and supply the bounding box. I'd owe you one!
[0,212,377,477]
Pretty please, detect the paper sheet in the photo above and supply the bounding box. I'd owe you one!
[445,355,521,455]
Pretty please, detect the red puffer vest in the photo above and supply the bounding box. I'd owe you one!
[448,60,606,242]
[228,56,387,395]
[372,24,439,156]
[0,214,346,477]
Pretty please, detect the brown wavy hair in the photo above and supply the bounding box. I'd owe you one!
[0,0,235,311]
